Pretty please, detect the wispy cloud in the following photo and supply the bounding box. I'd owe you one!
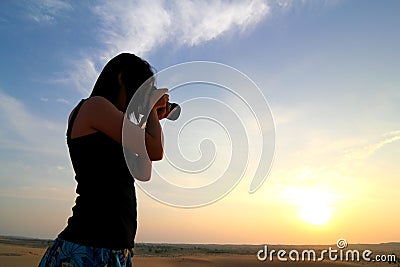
[345,131,400,160]
[94,0,172,59]
[0,90,66,156]
[24,0,73,23]
[271,0,340,12]
[0,90,73,199]
[68,0,269,96]
[68,56,99,96]
[95,0,269,58]
[383,130,400,137]
[56,98,70,105]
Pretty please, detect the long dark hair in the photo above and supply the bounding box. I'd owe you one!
[90,53,155,110]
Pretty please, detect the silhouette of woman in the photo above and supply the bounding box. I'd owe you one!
[38,53,170,267]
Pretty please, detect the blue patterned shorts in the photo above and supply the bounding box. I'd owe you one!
[38,238,133,267]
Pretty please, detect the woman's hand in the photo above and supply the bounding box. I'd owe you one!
[155,94,171,120]
[150,88,170,120]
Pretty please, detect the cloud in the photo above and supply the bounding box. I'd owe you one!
[94,0,171,58]
[68,57,99,96]
[56,98,70,105]
[0,90,74,199]
[68,0,270,96]
[0,90,66,156]
[383,130,400,137]
[345,130,400,160]
[24,0,73,23]
[94,0,269,57]
[172,1,269,46]
[271,0,340,12]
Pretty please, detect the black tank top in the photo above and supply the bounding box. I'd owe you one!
[58,99,137,250]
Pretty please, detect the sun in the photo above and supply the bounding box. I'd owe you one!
[299,204,332,225]
[291,188,334,226]
[282,184,335,226]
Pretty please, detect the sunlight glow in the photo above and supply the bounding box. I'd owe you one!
[296,189,333,226]
[299,204,332,225]
[282,184,335,226]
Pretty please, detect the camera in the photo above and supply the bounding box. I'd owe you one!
[132,85,181,128]
[165,102,181,121]
[150,86,181,121]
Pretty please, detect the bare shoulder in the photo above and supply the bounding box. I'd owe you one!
[81,96,123,118]
[68,96,115,122]
[83,96,116,110]
[79,96,124,142]
[68,96,124,140]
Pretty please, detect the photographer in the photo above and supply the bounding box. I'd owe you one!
[38,53,170,267]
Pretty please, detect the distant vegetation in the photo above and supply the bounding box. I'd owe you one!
[0,236,52,249]
[1,236,399,261]
[134,243,259,256]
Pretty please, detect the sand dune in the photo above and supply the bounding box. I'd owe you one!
[1,237,398,267]
[134,255,392,267]
[0,243,44,267]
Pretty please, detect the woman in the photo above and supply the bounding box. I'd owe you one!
[38,53,170,267]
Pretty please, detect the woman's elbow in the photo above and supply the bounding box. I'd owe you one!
[149,150,163,161]
[147,143,163,160]
[145,139,164,161]
[135,173,151,182]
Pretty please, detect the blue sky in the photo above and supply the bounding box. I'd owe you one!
[0,0,399,244]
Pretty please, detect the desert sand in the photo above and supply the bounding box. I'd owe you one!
[1,237,398,267]
[0,242,45,267]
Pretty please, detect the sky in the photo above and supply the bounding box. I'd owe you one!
[0,0,399,245]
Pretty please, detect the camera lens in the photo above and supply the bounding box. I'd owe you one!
[167,102,181,121]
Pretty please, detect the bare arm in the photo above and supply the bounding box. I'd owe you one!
[141,88,169,160]
[82,97,147,155]
[82,96,165,158]
[80,96,166,181]
[122,108,165,181]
